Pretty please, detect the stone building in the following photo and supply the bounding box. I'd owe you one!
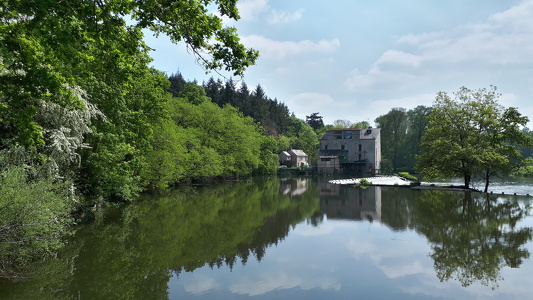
[317,127,381,175]
[278,149,309,167]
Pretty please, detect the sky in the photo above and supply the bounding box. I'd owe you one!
[144,0,533,126]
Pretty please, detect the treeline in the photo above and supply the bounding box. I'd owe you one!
[1,66,324,277]
[374,106,432,172]
[169,73,291,137]
[0,0,290,278]
[373,104,533,174]
[168,73,320,162]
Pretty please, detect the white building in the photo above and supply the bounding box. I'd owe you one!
[278,149,309,167]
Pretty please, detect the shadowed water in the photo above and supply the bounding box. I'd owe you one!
[1,177,533,299]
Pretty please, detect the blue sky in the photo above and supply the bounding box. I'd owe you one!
[144,0,533,126]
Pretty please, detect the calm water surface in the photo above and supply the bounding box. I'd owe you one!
[1,177,533,299]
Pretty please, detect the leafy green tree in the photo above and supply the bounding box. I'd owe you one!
[0,0,261,277]
[1,0,258,192]
[255,135,281,175]
[332,119,352,128]
[375,108,408,172]
[517,127,533,159]
[404,106,432,170]
[416,86,532,190]
[0,161,75,279]
[350,121,370,129]
[276,135,292,153]
[178,82,210,105]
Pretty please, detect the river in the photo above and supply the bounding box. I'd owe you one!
[1,176,533,299]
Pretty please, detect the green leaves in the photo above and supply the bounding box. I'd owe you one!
[416,86,532,190]
[0,164,75,278]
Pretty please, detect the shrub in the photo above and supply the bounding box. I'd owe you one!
[399,172,418,181]
[359,178,372,186]
[0,167,75,278]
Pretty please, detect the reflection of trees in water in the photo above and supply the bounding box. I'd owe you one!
[378,188,533,289]
[413,191,532,289]
[0,178,321,299]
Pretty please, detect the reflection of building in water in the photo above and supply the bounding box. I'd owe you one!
[318,181,381,222]
[279,178,309,197]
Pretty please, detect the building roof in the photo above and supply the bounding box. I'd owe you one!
[324,127,379,132]
[288,149,308,157]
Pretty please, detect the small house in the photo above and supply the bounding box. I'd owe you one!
[279,149,309,167]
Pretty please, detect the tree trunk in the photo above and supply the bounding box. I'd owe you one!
[464,173,471,189]
[484,169,490,193]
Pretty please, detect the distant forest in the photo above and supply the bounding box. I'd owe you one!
[168,73,533,174]
[168,73,292,137]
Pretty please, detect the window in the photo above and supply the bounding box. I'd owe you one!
[324,145,328,150]
[343,131,353,134]
[341,145,345,150]
[358,154,362,160]
[358,144,362,151]
[365,129,372,135]
[334,135,342,139]
[344,135,352,139]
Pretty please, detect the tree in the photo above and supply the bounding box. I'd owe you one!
[350,121,370,129]
[284,117,319,163]
[1,0,257,150]
[375,108,408,172]
[0,0,259,274]
[404,106,432,170]
[416,86,532,190]
[332,119,352,128]
[306,113,325,131]
[178,82,210,105]
[167,72,187,97]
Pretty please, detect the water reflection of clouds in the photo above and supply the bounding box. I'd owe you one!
[182,274,221,295]
[173,211,533,299]
[292,219,336,236]
[177,267,341,297]
[345,225,434,279]
[338,216,533,300]
[228,271,341,296]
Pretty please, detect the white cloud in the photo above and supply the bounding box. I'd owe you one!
[344,0,533,97]
[287,93,337,121]
[306,57,336,66]
[237,0,304,24]
[237,0,270,21]
[241,35,340,59]
[376,50,422,68]
[396,32,447,46]
[490,0,533,32]
[344,66,418,93]
[268,9,304,24]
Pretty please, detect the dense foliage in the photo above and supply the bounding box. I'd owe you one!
[374,106,432,172]
[416,86,533,190]
[168,73,320,164]
[0,0,262,277]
